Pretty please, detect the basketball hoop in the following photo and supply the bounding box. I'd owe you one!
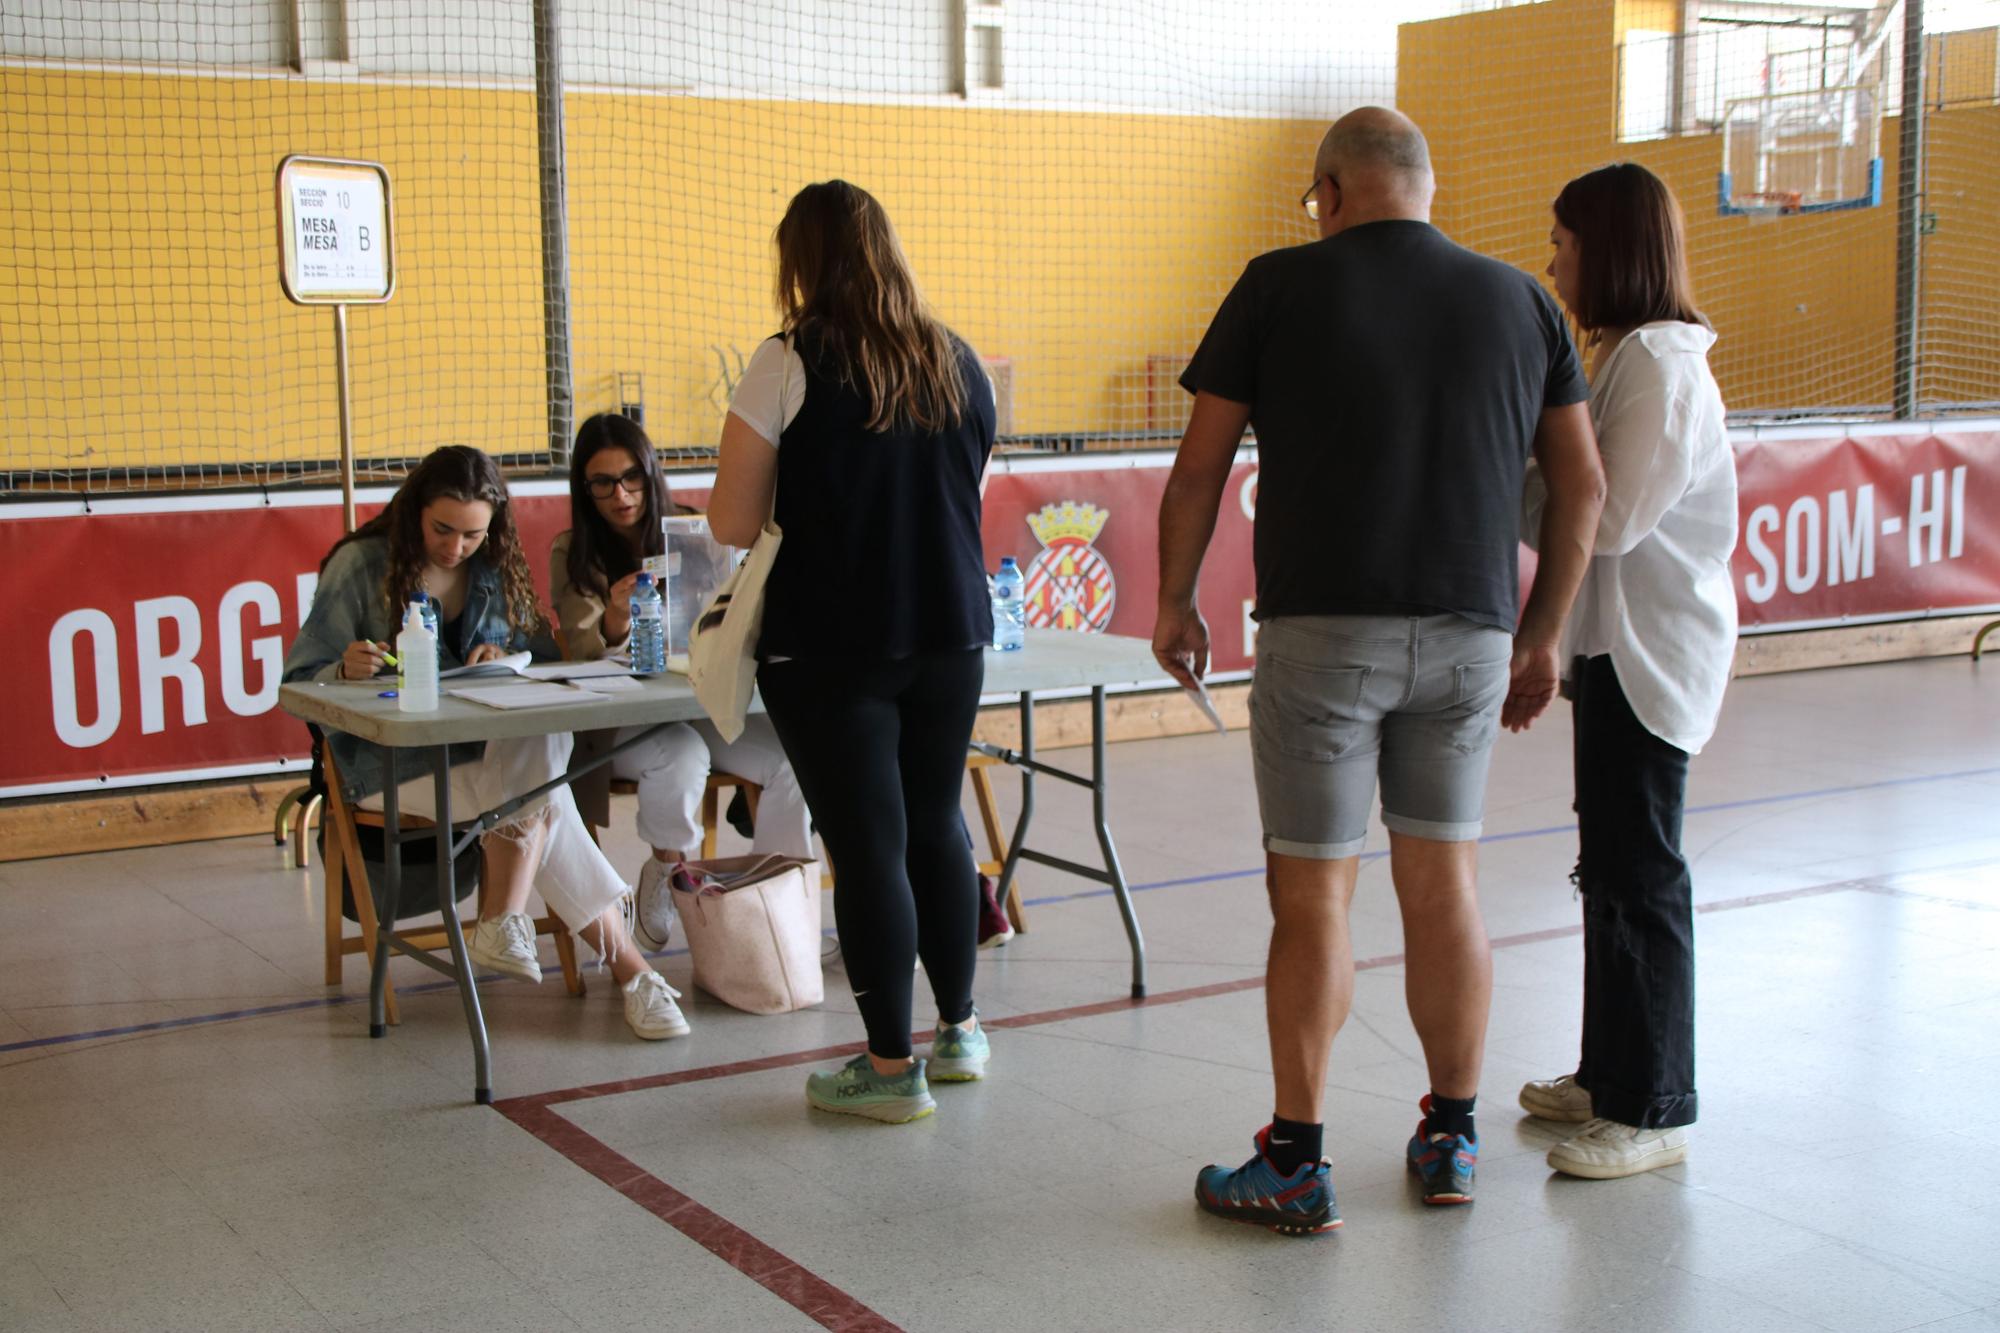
[1717,83,1883,219]
[1748,190,1803,213]
[1740,190,1804,223]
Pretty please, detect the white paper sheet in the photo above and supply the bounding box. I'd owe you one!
[447,682,593,710]
[575,676,643,693]
[522,659,634,681]
[1183,681,1228,734]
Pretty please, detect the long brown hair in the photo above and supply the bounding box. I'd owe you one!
[325,445,545,635]
[774,179,967,433]
[1553,162,1706,336]
[564,411,671,598]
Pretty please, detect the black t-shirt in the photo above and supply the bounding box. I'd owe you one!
[1181,220,1588,631]
[758,328,998,661]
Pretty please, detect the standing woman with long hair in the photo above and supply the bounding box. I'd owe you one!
[551,411,813,955]
[1518,163,1738,1176]
[283,445,689,1041]
[706,180,998,1123]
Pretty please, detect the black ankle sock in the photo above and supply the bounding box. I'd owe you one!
[1265,1115,1322,1175]
[1427,1094,1477,1141]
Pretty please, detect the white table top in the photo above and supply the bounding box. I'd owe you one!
[279,630,1166,748]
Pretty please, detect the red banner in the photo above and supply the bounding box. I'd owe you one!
[1731,429,1997,627]
[2,428,1994,795]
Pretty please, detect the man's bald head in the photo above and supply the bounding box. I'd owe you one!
[1313,107,1435,227]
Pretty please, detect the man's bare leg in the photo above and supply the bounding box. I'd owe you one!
[1266,851,1361,1123]
[1386,832,1489,1099]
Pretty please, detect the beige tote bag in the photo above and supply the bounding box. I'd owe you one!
[689,337,788,743]
[668,854,825,1014]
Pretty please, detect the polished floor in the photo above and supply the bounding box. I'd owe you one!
[2,656,1998,1333]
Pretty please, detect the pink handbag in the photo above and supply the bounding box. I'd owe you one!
[668,854,825,1014]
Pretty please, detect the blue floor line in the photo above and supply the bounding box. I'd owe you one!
[6,761,1995,1056]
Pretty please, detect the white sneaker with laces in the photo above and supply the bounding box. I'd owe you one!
[622,971,690,1040]
[631,856,678,953]
[1546,1118,1689,1179]
[468,912,543,984]
[1519,1073,1594,1123]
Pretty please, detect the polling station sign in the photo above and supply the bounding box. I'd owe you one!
[276,156,394,305]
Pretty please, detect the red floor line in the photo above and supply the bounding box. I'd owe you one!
[489,872,1888,1330]
[497,877,1868,1117]
[494,1098,906,1333]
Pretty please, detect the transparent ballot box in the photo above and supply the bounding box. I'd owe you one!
[645,516,739,661]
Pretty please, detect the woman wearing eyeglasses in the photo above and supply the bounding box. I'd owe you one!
[551,412,813,959]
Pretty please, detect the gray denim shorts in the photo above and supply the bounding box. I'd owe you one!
[1249,613,1513,859]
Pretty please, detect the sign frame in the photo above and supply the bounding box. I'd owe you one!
[275,154,397,306]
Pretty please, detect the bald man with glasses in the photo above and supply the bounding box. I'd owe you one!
[1156,107,1605,1231]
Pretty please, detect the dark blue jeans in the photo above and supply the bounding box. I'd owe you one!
[1572,655,1699,1129]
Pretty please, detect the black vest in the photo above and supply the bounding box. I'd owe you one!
[758,328,997,662]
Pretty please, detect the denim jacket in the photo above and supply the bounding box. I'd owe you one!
[281,534,558,802]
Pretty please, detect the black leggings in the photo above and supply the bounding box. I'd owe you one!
[757,649,984,1059]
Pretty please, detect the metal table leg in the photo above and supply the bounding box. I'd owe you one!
[431,750,493,1104]
[365,746,496,1102]
[368,748,400,1038]
[1090,686,1147,999]
[983,686,1148,1000]
[995,691,1036,913]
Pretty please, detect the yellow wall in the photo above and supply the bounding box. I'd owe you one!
[1613,0,1683,44]
[10,12,1996,481]
[0,67,1321,474]
[1399,0,2000,414]
[1930,28,1999,107]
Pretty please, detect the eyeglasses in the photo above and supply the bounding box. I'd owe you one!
[585,466,647,499]
[1300,174,1336,222]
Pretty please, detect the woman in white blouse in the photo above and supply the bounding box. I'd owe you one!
[1518,163,1738,1179]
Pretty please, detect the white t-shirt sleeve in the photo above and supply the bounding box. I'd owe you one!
[727,336,807,448]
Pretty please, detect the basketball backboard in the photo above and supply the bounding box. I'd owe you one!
[1718,83,1884,216]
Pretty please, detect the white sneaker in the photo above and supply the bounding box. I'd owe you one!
[1519,1073,1594,1123]
[631,857,678,953]
[622,971,690,1040]
[1546,1118,1689,1179]
[468,913,543,984]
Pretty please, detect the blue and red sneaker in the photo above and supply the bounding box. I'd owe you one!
[1194,1126,1342,1236]
[1406,1095,1478,1205]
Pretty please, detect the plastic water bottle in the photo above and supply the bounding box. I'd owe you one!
[418,598,441,675]
[630,572,667,676]
[397,600,439,712]
[991,556,1026,652]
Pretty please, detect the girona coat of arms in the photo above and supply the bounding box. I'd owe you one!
[1022,501,1116,632]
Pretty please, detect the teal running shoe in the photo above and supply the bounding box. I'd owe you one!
[1406,1095,1478,1205]
[805,1054,937,1123]
[1194,1126,1342,1236]
[929,1016,990,1081]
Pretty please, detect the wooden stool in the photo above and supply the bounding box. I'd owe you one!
[967,752,1026,934]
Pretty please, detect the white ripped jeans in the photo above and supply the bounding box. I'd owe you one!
[610,715,813,858]
[360,732,628,934]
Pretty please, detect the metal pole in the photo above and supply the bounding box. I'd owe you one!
[334,303,356,532]
[1892,0,1926,420]
[533,0,575,467]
